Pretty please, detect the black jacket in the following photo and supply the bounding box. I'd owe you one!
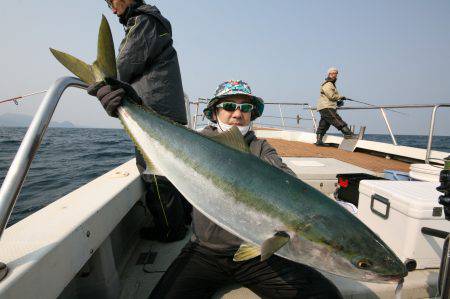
[117,4,187,125]
[191,126,296,253]
[117,4,187,176]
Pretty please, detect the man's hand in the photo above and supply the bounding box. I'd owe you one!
[337,99,344,107]
[87,82,124,117]
[87,78,142,118]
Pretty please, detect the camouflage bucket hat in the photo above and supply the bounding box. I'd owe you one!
[203,80,264,122]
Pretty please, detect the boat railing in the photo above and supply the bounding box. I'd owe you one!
[190,100,450,164]
[0,77,87,279]
[189,100,317,131]
[0,77,195,281]
[325,103,450,164]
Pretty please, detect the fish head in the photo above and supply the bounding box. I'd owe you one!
[287,227,408,283]
[346,248,408,283]
[286,207,408,283]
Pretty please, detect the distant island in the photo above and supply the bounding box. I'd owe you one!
[0,113,76,128]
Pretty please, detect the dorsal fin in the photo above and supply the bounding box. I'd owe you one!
[209,126,250,153]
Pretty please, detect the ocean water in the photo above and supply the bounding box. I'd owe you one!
[0,127,449,226]
[0,127,134,226]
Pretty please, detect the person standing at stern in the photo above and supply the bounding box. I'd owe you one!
[315,67,354,146]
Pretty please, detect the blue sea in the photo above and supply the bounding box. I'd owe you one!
[0,127,449,226]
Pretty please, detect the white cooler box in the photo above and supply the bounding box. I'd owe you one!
[357,180,449,269]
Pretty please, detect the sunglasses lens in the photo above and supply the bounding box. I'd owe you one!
[240,104,254,113]
[218,102,253,113]
[221,102,238,111]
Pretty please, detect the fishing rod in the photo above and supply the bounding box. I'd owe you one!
[0,90,47,106]
[344,98,407,115]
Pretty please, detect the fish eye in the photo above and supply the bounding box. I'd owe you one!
[356,259,373,269]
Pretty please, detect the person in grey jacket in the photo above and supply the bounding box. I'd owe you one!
[149,80,342,299]
[88,0,191,242]
[315,67,353,146]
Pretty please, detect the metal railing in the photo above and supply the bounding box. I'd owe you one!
[0,77,87,241]
[191,100,450,164]
[322,103,450,163]
[256,102,317,131]
[190,100,317,131]
[0,77,196,246]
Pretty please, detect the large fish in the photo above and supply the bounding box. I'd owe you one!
[50,16,407,283]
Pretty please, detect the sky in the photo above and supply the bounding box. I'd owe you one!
[0,0,449,135]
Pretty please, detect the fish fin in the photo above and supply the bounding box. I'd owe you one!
[209,126,250,153]
[50,48,96,84]
[51,15,116,84]
[260,231,290,261]
[233,243,261,262]
[94,15,117,79]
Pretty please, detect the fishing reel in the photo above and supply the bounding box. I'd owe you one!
[437,156,450,220]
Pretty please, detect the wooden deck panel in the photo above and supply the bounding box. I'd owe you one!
[266,138,411,173]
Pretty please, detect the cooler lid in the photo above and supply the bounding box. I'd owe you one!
[283,157,374,180]
[359,180,443,219]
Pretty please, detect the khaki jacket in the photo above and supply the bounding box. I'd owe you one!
[317,81,343,111]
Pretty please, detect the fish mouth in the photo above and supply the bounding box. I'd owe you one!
[362,271,408,284]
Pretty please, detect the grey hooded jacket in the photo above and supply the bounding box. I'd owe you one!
[117,4,187,125]
[117,4,187,176]
[191,126,296,253]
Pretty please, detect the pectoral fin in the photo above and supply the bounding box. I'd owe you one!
[233,243,261,262]
[233,232,290,262]
[261,231,290,261]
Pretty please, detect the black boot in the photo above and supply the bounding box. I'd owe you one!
[315,134,328,146]
[341,126,354,139]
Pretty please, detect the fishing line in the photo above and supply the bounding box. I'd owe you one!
[345,98,407,115]
[0,90,47,105]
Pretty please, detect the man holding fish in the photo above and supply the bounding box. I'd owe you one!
[92,76,343,297]
[88,0,192,243]
[148,80,344,298]
[48,1,405,297]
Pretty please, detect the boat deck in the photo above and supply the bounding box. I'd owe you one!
[266,138,411,173]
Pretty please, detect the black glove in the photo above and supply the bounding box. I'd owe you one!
[337,99,344,107]
[87,77,142,118]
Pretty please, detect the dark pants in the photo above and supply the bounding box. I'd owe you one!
[149,241,342,299]
[144,176,192,242]
[136,147,192,242]
[316,108,348,135]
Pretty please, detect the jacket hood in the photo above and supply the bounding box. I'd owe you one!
[120,4,171,31]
